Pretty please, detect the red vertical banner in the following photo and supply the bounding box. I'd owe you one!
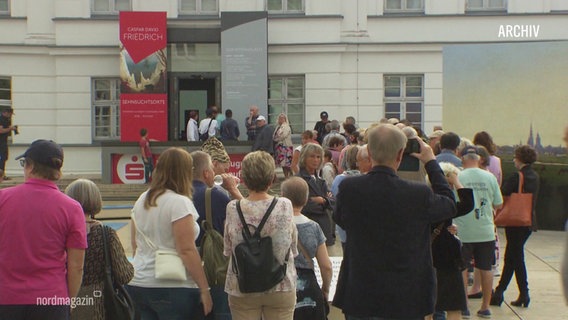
[119,11,168,142]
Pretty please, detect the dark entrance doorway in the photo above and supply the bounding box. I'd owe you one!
[169,74,219,140]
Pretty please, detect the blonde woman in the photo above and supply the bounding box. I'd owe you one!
[224,151,298,320]
[66,179,134,320]
[291,130,315,175]
[127,148,212,319]
[296,143,335,246]
[273,113,294,179]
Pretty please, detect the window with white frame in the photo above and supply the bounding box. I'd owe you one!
[384,0,424,12]
[180,0,218,14]
[267,0,304,13]
[466,0,507,11]
[0,77,11,108]
[384,75,423,128]
[92,79,121,140]
[268,76,305,134]
[92,0,131,14]
[0,0,9,14]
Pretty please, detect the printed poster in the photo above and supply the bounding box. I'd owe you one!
[119,11,168,142]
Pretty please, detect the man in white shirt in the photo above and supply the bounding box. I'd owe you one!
[199,108,217,141]
[186,110,199,142]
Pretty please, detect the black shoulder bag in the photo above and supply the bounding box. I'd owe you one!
[232,197,290,293]
[101,226,135,320]
[199,119,213,141]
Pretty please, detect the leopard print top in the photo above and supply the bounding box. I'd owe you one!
[71,223,133,320]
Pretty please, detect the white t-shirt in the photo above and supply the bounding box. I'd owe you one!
[199,118,217,138]
[129,189,200,288]
[186,118,199,142]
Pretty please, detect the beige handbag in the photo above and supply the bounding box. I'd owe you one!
[132,213,187,281]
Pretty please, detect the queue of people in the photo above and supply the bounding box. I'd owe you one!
[1,116,567,320]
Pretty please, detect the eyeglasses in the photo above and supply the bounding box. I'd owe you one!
[19,159,26,167]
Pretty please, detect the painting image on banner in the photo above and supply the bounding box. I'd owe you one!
[443,41,568,230]
[119,11,167,142]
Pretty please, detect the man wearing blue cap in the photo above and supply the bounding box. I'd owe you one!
[455,145,503,318]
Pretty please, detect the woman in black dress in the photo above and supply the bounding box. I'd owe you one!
[431,162,474,320]
[296,143,335,246]
[491,145,539,308]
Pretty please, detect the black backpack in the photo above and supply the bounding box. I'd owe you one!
[232,197,290,293]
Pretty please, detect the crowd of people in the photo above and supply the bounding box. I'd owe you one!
[1,113,568,320]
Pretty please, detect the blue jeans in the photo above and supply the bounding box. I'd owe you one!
[143,158,154,183]
[209,286,231,320]
[126,286,202,320]
[346,316,422,320]
[433,311,446,320]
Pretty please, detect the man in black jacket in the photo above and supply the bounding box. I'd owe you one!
[333,124,457,320]
[251,115,274,155]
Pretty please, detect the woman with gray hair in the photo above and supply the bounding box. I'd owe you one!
[65,179,134,320]
[296,143,335,246]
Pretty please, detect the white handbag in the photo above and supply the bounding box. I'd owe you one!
[132,213,188,281]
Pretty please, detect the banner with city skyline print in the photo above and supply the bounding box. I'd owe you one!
[119,11,168,142]
[443,41,568,230]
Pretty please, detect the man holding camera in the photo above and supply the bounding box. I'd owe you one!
[333,124,457,320]
[0,108,17,180]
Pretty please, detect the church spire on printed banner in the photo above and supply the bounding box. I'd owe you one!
[527,123,534,147]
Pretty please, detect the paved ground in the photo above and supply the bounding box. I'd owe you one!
[101,202,568,320]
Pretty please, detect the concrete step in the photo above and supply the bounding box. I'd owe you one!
[0,175,148,201]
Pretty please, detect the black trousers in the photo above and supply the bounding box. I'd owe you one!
[0,143,8,173]
[496,227,532,294]
[0,305,70,320]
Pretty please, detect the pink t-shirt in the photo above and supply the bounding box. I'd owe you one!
[0,178,87,304]
[487,155,503,186]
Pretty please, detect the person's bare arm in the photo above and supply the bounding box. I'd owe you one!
[67,248,85,298]
[291,150,300,174]
[130,220,137,257]
[315,243,332,301]
[446,172,463,190]
[173,215,213,315]
[0,126,15,134]
[140,146,147,163]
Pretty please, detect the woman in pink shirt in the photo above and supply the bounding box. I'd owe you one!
[474,131,502,185]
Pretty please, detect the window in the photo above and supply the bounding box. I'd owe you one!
[383,75,423,128]
[268,76,305,134]
[466,0,507,11]
[92,0,131,14]
[179,0,218,14]
[0,0,9,14]
[0,77,11,108]
[267,0,304,13]
[92,79,121,140]
[384,0,424,12]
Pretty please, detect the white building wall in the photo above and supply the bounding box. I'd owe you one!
[0,0,566,174]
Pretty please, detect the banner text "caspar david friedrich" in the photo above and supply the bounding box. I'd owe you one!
[123,27,164,41]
